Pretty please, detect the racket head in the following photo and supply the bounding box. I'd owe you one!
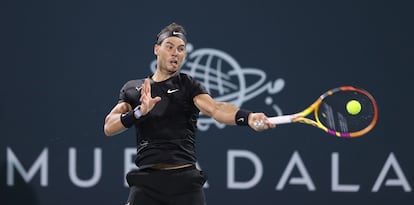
[313,86,378,137]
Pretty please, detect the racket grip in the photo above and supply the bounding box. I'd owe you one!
[268,115,293,124]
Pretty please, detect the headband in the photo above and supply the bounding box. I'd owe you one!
[156,30,187,45]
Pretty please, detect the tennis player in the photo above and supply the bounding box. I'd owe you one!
[103,22,275,205]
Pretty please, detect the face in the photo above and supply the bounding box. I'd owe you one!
[154,36,186,75]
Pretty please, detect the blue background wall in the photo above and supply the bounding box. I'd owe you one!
[1,0,413,204]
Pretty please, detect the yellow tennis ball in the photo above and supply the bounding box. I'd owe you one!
[346,100,362,115]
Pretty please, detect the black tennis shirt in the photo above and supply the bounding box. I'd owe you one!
[118,73,208,167]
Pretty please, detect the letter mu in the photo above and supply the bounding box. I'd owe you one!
[226,150,412,192]
[6,147,102,188]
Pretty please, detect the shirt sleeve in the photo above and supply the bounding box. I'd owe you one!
[188,75,208,98]
[118,79,144,106]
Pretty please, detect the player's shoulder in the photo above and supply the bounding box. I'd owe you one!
[121,78,145,89]
[177,72,208,94]
[177,72,200,83]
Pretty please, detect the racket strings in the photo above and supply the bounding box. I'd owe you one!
[317,91,375,135]
[337,112,349,133]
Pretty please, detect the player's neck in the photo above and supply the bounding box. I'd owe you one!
[152,69,177,82]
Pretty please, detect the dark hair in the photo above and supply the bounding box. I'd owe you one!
[156,23,187,45]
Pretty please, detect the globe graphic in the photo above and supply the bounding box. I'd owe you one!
[185,48,247,106]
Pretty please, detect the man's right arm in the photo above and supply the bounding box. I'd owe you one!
[103,102,132,137]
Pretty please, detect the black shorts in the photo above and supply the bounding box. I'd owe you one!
[125,165,207,205]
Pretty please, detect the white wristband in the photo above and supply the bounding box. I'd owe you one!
[133,106,142,119]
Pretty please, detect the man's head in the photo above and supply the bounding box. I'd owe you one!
[154,23,187,76]
[156,22,187,45]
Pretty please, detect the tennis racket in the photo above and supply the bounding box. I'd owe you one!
[268,86,378,137]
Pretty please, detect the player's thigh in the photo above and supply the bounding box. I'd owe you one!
[126,186,162,205]
[170,189,206,205]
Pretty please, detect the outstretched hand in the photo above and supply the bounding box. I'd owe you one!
[248,112,276,132]
[139,78,161,115]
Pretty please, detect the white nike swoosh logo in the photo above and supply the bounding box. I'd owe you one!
[237,118,244,122]
[167,89,179,94]
[173,31,182,36]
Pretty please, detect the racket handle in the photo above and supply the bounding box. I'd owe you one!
[268,115,293,124]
